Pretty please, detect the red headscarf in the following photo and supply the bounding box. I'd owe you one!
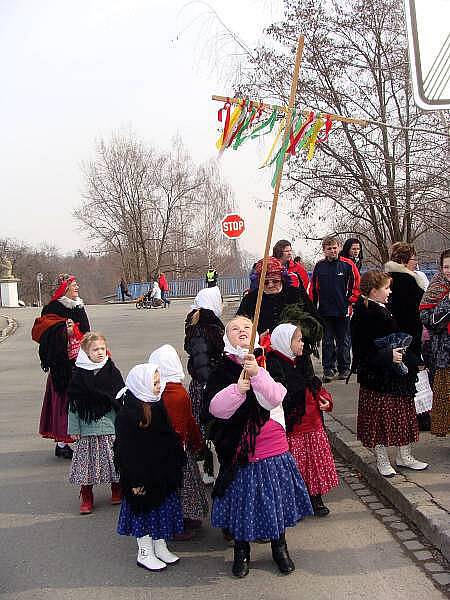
[51,276,76,301]
[254,257,283,278]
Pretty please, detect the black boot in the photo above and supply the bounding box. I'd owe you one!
[232,541,250,578]
[271,533,295,574]
[310,494,330,517]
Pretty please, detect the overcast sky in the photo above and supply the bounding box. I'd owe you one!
[1,0,446,263]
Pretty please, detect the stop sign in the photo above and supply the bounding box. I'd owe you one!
[221,213,245,239]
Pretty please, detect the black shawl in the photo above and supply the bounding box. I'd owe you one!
[38,321,74,393]
[266,351,322,433]
[184,308,225,383]
[42,300,90,334]
[204,356,270,498]
[237,284,322,333]
[68,358,125,423]
[114,392,185,513]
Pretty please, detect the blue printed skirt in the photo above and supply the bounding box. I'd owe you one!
[211,451,313,541]
[117,493,183,540]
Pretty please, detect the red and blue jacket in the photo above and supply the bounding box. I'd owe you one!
[312,257,360,317]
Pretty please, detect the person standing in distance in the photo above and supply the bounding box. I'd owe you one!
[312,236,360,382]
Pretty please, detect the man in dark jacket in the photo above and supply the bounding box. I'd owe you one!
[312,236,361,382]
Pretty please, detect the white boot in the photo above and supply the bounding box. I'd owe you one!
[136,536,167,571]
[395,445,428,470]
[153,538,180,564]
[374,445,397,477]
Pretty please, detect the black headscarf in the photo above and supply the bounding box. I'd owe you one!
[68,358,125,423]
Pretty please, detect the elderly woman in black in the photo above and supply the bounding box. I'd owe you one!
[237,257,319,334]
[32,274,90,458]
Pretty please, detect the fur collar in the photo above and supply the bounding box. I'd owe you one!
[384,261,427,291]
[58,296,84,309]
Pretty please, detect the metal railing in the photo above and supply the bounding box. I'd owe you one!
[117,276,249,301]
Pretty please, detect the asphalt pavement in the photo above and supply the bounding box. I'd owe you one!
[0,303,447,599]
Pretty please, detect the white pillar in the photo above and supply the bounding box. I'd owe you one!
[0,279,20,307]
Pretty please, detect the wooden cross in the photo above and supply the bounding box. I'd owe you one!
[212,35,366,352]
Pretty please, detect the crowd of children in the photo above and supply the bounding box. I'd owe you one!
[35,241,447,578]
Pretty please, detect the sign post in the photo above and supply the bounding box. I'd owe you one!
[404,0,450,110]
[36,272,43,307]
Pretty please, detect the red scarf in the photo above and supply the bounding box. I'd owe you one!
[420,272,450,333]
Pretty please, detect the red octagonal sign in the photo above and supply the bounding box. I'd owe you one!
[221,213,245,239]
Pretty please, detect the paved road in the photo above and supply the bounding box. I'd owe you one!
[0,304,446,599]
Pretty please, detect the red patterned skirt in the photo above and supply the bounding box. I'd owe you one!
[287,428,339,497]
[39,375,75,444]
[357,387,418,448]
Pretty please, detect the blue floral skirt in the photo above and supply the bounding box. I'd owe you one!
[211,451,313,541]
[117,493,183,540]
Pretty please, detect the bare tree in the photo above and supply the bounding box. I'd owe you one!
[75,132,238,281]
[238,0,449,262]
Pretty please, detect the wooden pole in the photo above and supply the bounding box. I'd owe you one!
[248,35,305,353]
[211,94,369,126]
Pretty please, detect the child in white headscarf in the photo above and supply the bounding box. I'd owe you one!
[67,332,124,514]
[115,363,185,571]
[184,287,225,483]
[149,345,209,535]
[267,323,339,517]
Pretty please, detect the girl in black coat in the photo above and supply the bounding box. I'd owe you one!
[350,270,428,477]
[115,363,185,572]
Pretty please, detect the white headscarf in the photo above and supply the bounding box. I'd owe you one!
[148,344,185,383]
[75,347,108,371]
[191,286,223,317]
[116,363,164,403]
[270,324,297,360]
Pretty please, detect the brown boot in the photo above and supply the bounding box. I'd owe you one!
[79,485,94,514]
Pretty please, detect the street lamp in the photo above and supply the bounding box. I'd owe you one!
[36,272,43,307]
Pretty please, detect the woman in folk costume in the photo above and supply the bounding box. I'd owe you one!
[350,270,428,477]
[420,249,450,437]
[114,363,185,571]
[266,324,339,517]
[205,316,312,578]
[67,332,124,514]
[148,344,209,533]
[32,274,90,459]
[184,286,225,481]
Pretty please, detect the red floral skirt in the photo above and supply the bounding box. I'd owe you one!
[357,387,418,448]
[288,428,339,496]
[39,375,75,444]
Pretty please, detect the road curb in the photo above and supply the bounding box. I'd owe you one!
[0,315,18,343]
[325,412,450,561]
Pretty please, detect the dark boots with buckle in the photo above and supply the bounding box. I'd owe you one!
[271,533,295,574]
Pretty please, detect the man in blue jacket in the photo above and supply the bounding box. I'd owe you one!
[312,236,361,382]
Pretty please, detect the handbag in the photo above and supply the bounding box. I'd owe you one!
[414,370,433,414]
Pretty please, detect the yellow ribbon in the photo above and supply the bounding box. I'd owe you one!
[259,116,286,168]
[216,100,245,151]
[306,115,325,160]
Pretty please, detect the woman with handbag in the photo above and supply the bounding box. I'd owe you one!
[350,270,428,477]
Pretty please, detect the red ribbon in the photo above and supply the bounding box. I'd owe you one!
[286,111,315,156]
[218,99,231,146]
[317,114,333,143]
